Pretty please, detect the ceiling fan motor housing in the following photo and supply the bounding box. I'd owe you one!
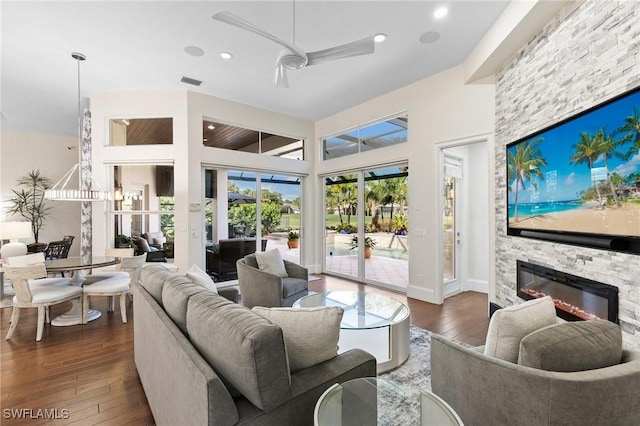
[280,52,308,70]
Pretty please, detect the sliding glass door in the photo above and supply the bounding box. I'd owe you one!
[323,164,409,292]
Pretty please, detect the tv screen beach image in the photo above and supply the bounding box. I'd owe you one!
[507,88,640,238]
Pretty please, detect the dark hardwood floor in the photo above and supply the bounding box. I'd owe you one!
[0,275,488,425]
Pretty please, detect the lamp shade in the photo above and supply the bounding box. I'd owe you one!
[0,221,32,240]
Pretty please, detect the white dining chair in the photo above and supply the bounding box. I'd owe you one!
[82,252,146,324]
[4,263,83,341]
[83,248,134,284]
[5,253,74,322]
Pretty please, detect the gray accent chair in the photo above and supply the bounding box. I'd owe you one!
[236,253,308,309]
[134,264,376,426]
[431,334,640,426]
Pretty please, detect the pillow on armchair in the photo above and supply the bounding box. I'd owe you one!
[484,296,557,363]
[255,249,288,278]
[518,319,622,372]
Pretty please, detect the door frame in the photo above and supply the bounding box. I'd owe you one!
[433,132,495,304]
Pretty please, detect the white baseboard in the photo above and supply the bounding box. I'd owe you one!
[406,285,437,304]
[468,278,488,294]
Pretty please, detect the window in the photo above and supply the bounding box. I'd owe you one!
[109,118,173,145]
[323,115,408,160]
[203,120,304,160]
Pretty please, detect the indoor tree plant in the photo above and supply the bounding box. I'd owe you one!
[6,170,52,251]
[287,230,299,249]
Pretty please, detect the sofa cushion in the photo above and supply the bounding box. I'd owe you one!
[140,264,176,305]
[252,306,343,372]
[162,275,208,335]
[186,264,218,294]
[255,249,288,278]
[186,292,290,412]
[484,296,556,363]
[518,319,622,372]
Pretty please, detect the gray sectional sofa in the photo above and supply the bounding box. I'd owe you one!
[133,264,376,426]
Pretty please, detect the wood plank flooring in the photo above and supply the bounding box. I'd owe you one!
[0,275,489,425]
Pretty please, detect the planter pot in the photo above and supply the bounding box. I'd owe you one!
[364,246,372,259]
[287,239,299,249]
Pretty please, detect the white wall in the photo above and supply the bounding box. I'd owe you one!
[315,64,495,303]
[0,128,81,256]
[90,89,314,273]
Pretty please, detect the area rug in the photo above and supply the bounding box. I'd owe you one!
[308,274,322,282]
[379,326,432,392]
[375,326,432,426]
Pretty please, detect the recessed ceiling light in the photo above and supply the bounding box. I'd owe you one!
[184,46,204,57]
[207,124,215,130]
[434,6,448,19]
[220,52,233,60]
[419,31,441,44]
[374,33,387,43]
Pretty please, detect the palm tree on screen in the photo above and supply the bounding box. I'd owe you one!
[570,132,604,207]
[617,106,640,159]
[595,129,622,206]
[507,138,547,222]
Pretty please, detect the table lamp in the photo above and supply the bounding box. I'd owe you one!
[0,221,33,259]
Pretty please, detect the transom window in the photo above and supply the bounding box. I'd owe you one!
[323,114,408,160]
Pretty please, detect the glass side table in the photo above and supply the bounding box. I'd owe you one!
[314,378,463,426]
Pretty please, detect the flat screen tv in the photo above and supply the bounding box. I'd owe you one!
[506,86,640,254]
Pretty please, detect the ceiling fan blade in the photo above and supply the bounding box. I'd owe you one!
[212,11,306,58]
[274,62,289,88]
[306,36,376,66]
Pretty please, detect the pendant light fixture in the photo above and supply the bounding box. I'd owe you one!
[45,52,110,201]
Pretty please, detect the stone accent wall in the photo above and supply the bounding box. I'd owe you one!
[494,0,640,349]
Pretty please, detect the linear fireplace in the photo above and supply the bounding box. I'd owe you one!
[516,261,619,323]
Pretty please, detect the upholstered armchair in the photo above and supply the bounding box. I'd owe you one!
[236,253,308,309]
[132,236,166,262]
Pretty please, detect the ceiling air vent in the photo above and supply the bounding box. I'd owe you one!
[180,76,202,86]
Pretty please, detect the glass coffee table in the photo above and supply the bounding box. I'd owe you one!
[315,378,463,426]
[293,291,410,373]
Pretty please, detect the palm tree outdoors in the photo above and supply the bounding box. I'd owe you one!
[617,106,640,159]
[595,128,623,206]
[507,138,547,222]
[570,132,605,207]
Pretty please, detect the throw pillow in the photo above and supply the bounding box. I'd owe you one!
[484,296,556,363]
[255,249,288,278]
[251,306,343,372]
[186,264,218,294]
[518,319,622,372]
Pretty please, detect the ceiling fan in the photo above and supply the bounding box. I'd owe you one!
[212,10,377,88]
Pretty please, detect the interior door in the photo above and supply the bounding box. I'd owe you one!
[443,156,461,295]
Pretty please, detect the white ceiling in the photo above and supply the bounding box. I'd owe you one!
[1,1,512,137]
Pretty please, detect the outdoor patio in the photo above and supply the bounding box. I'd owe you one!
[267,235,409,289]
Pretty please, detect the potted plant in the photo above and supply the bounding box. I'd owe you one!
[287,230,299,249]
[350,235,377,259]
[6,170,52,252]
[115,234,133,248]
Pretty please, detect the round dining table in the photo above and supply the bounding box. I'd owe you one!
[45,256,120,326]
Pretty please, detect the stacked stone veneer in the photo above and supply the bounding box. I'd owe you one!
[494,0,640,349]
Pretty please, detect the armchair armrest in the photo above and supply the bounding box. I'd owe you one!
[284,260,308,280]
[218,287,239,303]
